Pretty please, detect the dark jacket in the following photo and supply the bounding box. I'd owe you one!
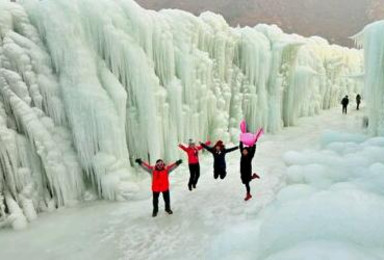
[341,97,349,107]
[201,143,238,171]
[356,95,361,103]
[240,142,256,179]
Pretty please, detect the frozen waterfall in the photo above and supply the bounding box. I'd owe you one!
[0,0,363,228]
[355,21,384,136]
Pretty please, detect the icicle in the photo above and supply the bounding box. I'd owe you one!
[0,0,365,229]
[356,21,384,136]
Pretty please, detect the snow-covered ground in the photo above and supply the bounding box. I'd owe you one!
[0,105,372,260]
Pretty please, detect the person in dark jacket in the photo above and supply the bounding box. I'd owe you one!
[179,139,211,190]
[341,95,349,114]
[135,158,182,217]
[356,94,361,110]
[240,141,259,201]
[200,140,238,179]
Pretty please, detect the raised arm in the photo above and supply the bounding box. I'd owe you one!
[178,144,188,152]
[197,141,211,151]
[167,159,183,174]
[200,142,214,153]
[135,159,153,174]
[225,145,239,154]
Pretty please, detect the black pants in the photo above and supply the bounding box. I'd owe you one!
[241,173,252,193]
[357,102,360,110]
[153,190,170,213]
[188,163,200,187]
[214,168,227,179]
[342,106,347,114]
[245,182,251,193]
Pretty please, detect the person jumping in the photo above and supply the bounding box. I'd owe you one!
[200,140,238,179]
[135,158,182,217]
[178,139,210,191]
[240,141,259,201]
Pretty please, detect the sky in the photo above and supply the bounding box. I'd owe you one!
[135,0,384,47]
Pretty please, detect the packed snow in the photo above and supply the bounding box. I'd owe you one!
[0,105,379,259]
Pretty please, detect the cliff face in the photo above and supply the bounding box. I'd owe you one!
[136,0,384,46]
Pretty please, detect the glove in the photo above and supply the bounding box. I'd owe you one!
[176,159,183,166]
[135,158,142,164]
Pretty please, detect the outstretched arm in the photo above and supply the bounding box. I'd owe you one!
[178,144,188,152]
[197,141,211,150]
[200,142,214,153]
[167,160,183,174]
[135,159,153,174]
[225,145,239,153]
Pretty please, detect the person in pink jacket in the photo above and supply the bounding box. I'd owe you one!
[178,139,210,190]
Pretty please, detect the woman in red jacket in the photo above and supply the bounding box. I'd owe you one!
[178,139,210,191]
[135,158,182,217]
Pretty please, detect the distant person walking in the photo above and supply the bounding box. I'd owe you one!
[356,94,361,110]
[341,95,349,114]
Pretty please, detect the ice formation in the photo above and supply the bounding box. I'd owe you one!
[0,0,363,228]
[354,21,384,136]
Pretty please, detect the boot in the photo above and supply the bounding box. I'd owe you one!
[188,183,192,191]
[244,193,252,201]
[165,209,173,215]
[252,173,260,179]
[152,210,158,217]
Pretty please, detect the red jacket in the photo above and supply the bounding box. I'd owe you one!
[140,162,178,192]
[179,141,210,164]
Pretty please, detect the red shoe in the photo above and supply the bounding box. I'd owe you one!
[252,173,260,179]
[244,193,252,201]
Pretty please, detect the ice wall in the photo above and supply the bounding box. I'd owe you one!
[0,0,363,228]
[355,21,384,136]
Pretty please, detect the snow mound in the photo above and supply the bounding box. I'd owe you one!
[210,132,384,259]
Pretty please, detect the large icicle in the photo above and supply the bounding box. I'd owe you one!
[0,0,364,228]
[355,21,384,136]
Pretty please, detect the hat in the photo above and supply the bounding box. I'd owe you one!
[214,140,224,148]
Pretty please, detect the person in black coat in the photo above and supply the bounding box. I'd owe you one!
[356,94,361,110]
[200,140,238,179]
[341,95,349,114]
[240,141,259,201]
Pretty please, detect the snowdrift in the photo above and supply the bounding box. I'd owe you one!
[210,132,384,259]
[0,0,363,228]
